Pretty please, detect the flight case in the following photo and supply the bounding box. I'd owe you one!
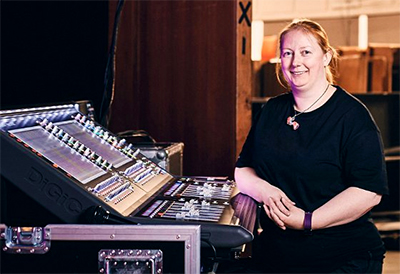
[0,224,200,274]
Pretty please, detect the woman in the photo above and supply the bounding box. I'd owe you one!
[235,19,388,273]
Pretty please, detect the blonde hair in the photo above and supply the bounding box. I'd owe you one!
[276,19,339,90]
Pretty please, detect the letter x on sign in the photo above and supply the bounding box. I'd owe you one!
[238,2,251,27]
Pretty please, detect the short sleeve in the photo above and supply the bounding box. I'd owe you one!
[342,108,389,195]
[236,122,255,168]
[235,106,264,168]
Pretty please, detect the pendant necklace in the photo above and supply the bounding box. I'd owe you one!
[287,84,330,130]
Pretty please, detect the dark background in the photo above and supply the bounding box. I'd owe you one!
[2,0,244,178]
[1,0,109,116]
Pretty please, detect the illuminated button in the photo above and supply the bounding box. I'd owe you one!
[61,133,69,142]
[101,160,109,169]
[88,121,95,130]
[89,152,96,159]
[112,139,118,147]
[201,201,210,208]
[45,122,53,131]
[188,207,200,217]
[73,141,80,149]
[93,126,101,135]
[95,156,103,165]
[117,139,126,148]
[221,184,231,192]
[39,118,48,127]
[68,137,75,145]
[57,129,64,138]
[83,148,91,156]
[51,126,59,135]
[78,144,85,152]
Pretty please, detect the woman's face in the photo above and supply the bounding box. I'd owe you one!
[280,29,330,91]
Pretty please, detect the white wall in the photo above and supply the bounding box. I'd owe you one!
[253,0,400,21]
[254,0,400,46]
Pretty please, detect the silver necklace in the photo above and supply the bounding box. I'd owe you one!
[286,84,330,130]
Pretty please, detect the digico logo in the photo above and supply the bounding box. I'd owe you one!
[25,167,83,215]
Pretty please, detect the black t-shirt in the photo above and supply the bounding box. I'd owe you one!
[236,86,389,273]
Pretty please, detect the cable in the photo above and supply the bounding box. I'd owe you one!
[82,205,138,225]
[201,238,217,260]
[99,0,125,127]
[201,238,218,274]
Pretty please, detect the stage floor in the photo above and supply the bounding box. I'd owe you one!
[383,251,400,274]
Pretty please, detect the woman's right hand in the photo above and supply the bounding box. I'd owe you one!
[261,184,295,230]
[235,167,295,229]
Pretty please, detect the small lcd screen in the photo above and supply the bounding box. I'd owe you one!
[10,126,106,184]
[56,121,131,168]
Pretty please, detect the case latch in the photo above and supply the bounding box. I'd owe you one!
[1,226,51,254]
[98,249,163,274]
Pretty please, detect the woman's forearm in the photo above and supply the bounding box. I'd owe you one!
[235,167,294,210]
[234,167,270,203]
[234,168,382,231]
[312,187,382,230]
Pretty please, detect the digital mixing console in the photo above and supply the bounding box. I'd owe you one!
[0,103,254,249]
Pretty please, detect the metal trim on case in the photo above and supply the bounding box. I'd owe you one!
[47,224,200,274]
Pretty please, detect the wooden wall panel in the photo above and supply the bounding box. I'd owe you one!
[109,0,251,177]
[236,1,253,158]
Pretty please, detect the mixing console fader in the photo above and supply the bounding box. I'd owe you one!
[0,103,254,248]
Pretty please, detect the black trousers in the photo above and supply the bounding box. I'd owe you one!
[330,256,383,274]
[217,256,383,274]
